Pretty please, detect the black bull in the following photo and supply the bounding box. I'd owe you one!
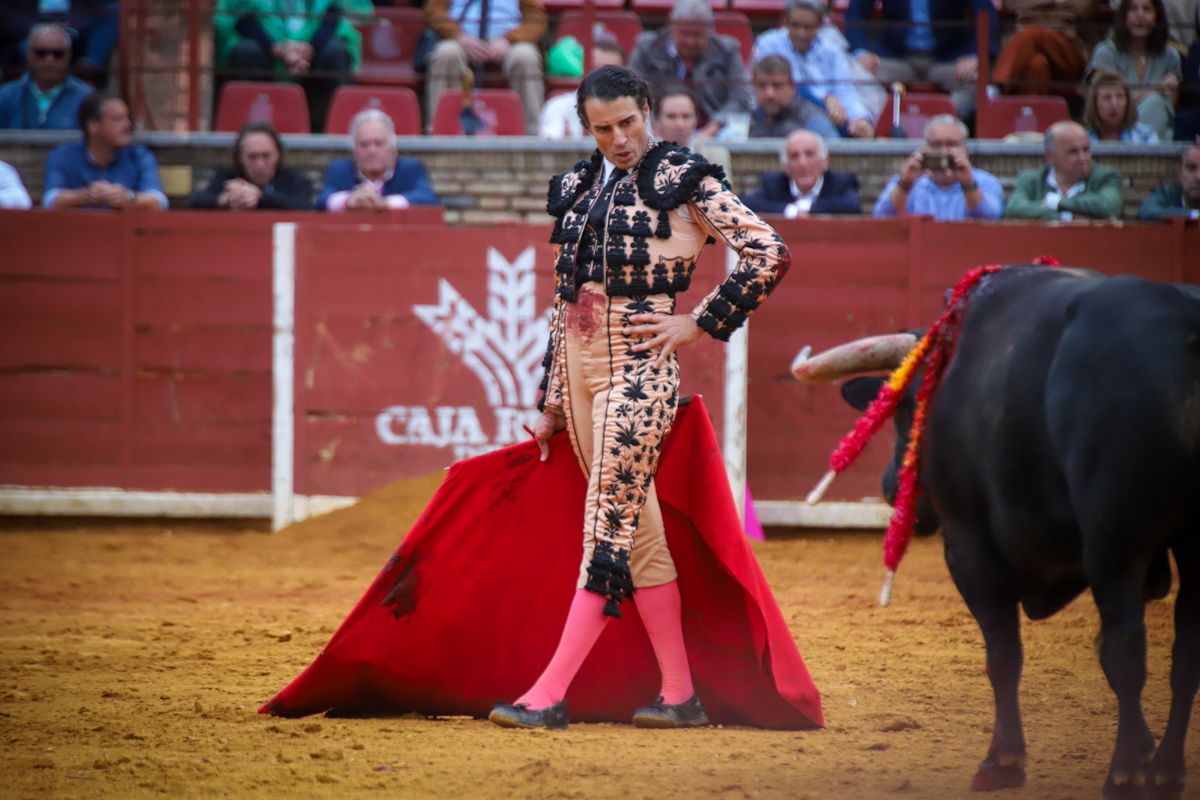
[797,266,1199,798]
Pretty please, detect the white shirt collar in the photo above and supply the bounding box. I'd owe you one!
[1047,168,1084,198]
[790,174,824,201]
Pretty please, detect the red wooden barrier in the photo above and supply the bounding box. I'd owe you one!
[1,211,1196,507]
[290,224,728,497]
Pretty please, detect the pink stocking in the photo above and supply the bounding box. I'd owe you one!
[635,581,695,704]
[515,588,609,710]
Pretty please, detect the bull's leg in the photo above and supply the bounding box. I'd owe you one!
[969,598,1027,791]
[1148,541,1199,800]
[944,535,1027,792]
[1089,575,1156,800]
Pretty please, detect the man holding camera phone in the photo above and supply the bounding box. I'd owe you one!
[872,114,1004,220]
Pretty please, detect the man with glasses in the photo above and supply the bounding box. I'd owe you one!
[0,23,93,130]
[873,113,1004,220]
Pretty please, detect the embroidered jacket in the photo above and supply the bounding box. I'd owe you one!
[538,141,791,410]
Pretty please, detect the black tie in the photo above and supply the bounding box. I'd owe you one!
[588,168,627,235]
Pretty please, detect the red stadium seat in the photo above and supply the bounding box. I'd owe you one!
[730,0,786,17]
[976,95,1070,139]
[325,86,422,135]
[714,11,753,65]
[873,92,957,138]
[357,7,426,89]
[630,0,729,11]
[543,0,625,9]
[214,81,309,133]
[431,89,526,136]
[554,9,644,59]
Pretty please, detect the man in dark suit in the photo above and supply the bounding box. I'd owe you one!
[190,121,312,210]
[315,109,440,211]
[742,129,861,216]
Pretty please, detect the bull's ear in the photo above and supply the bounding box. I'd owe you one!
[841,376,886,412]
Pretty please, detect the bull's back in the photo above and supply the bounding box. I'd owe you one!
[1046,275,1200,542]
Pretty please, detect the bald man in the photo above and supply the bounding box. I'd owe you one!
[1005,121,1124,220]
[742,129,861,217]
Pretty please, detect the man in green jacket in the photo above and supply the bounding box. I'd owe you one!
[215,0,374,131]
[1138,143,1200,221]
[1005,121,1124,221]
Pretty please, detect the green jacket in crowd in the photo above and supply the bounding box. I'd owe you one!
[1004,164,1124,221]
[215,0,375,72]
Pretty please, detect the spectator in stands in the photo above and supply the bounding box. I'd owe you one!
[1005,120,1123,219]
[752,0,875,138]
[0,2,118,87]
[0,161,32,209]
[1138,141,1200,218]
[43,91,167,210]
[316,109,439,211]
[0,24,93,130]
[1178,17,1200,139]
[873,114,1003,219]
[843,0,998,121]
[190,121,313,210]
[424,0,547,135]
[630,0,753,139]
[1083,69,1160,142]
[748,55,841,139]
[1086,0,1181,141]
[653,83,700,145]
[214,0,375,131]
[742,129,861,216]
[539,38,626,140]
[1164,0,1197,50]
[992,0,1099,100]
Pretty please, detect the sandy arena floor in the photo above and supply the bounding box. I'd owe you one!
[0,473,1193,800]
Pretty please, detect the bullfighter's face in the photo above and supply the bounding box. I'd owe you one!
[584,95,652,171]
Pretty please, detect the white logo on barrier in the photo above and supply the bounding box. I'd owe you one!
[375,247,551,459]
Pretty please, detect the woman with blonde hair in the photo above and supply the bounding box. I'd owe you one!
[1083,69,1160,142]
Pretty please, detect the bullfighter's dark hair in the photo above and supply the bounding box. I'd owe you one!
[1112,0,1169,54]
[576,65,654,131]
[233,120,286,177]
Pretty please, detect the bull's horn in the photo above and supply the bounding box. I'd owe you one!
[791,333,919,383]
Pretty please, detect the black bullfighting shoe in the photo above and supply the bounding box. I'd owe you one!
[631,694,710,728]
[488,700,568,730]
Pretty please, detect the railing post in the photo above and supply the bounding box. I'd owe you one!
[583,0,596,75]
[188,0,202,132]
[976,11,990,122]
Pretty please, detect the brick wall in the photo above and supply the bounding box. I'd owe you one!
[0,134,1187,221]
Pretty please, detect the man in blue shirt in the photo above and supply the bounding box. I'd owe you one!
[43,91,168,210]
[873,114,1003,220]
[752,0,875,138]
[0,23,93,131]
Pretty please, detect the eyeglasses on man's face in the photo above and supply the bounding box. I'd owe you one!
[33,48,68,60]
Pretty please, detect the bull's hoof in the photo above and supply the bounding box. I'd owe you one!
[970,758,1026,792]
[1143,773,1185,800]
[1101,769,1146,800]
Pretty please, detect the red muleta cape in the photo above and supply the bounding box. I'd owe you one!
[260,396,824,729]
